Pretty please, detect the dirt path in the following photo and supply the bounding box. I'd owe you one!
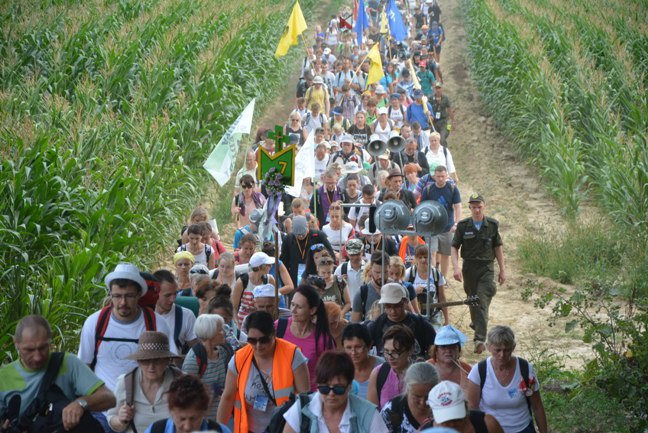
[224,0,591,367]
[439,0,589,366]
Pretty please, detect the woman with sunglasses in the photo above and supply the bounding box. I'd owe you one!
[321,201,354,262]
[342,324,385,400]
[284,111,307,147]
[279,284,336,391]
[380,362,440,433]
[232,174,265,229]
[217,311,310,433]
[367,325,416,410]
[283,351,389,433]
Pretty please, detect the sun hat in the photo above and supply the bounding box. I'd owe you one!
[105,263,147,293]
[249,252,275,268]
[468,193,485,203]
[361,226,381,236]
[126,331,181,360]
[345,239,364,255]
[434,325,468,347]
[386,167,404,179]
[378,283,408,304]
[375,85,387,94]
[190,263,209,275]
[339,133,354,144]
[313,75,324,84]
[292,215,309,236]
[343,161,362,174]
[377,150,391,160]
[249,208,264,225]
[253,283,276,299]
[427,381,467,424]
[377,106,388,115]
[173,251,195,265]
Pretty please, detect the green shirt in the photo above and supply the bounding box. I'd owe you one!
[0,352,104,416]
[452,216,503,261]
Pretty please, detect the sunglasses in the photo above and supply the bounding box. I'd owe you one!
[247,335,272,346]
[190,268,208,275]
[242,184,254,189]
[317,384,347,395]
[310,243,326,252]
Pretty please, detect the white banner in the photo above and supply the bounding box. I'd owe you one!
[285,130,315,197]
[203,99,256,186]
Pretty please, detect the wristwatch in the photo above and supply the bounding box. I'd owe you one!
[76,399,89,410]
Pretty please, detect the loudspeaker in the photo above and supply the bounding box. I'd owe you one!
[366,134,387,157]
[413,201,448,236]
[374,201,411,234]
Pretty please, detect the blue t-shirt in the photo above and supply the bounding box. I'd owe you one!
[420,182,461,231]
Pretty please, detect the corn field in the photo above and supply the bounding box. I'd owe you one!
[0,0,318,359]
[464,0,647,224]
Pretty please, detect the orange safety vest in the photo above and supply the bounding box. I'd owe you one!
[233,338,298,433]
[399,236,425,264]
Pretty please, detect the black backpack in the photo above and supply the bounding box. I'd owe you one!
[266,393,312,433]
[150,418,222,433]
[478,357,533,416]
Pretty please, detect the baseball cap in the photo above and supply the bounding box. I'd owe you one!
[339,133,354,144]
[190,263,209,275]
[332,106,343,116]
[292,215,308,236]
[390,93,400,100]
[375,85,387,94]
[253,283,276,298]
[249,252,275,268]
[412,89,424,98]
[377,106,388,115]
[323,47,331,55]
[427,381,467,424]
[345,239,363,255]
[435,82,443,88]
[434,325,468,347]
[468,193,484,203]
[378,283,407,304]
[105,263,147,293]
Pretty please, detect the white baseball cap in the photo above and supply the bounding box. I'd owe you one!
[249,252,275,268]
[428,381,467,424]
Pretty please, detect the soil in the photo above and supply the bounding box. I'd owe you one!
[222,0,592,368]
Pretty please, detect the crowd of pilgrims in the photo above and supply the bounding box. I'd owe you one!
[0,1,549,433]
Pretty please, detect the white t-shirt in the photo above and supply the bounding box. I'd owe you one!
[158,305,197,354]
[284,392,389,433]
[315,154,330,181]
[322,222,354,252]
[467,358,539,433]
[424,146,456,174]
[335,260,366,301]
[78,309,176,391]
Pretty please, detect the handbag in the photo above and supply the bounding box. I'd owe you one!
[18,352,104,433]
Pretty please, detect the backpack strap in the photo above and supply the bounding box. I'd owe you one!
[91,306,113,370]
[205,244,212,263]
[518,357,533,416]
[360,284,368,319]
[173,304,183,352]
[150,419,167,433]
[124,367,138,406]
[341,262,348,276]
[478,359,487,392]
[276,317,289,338]
[407,265,417,284]
[376,362,391,407]
[299,393,312,433]
[192,342,208,379]
[141,306,157,331]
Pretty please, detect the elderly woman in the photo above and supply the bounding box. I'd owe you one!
[428,381,504,433]
[217,311,310,433]
[207,294,247,350]
[424,132,458,183]
[380,362,439,433]
[367,325,416,410]
[182,314,233,420]
[173,251,194,294]
[428,325,472,393]
[144,375,230,433]
[108,332,182,433]
[283,351,389,433]
[466,326,548,433]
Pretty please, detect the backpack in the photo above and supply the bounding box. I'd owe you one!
[266,393,312,433]
[407,265,440,307]
[124,366,184,433]
[190,342,209,378]
[387,105,405,119]
[178,243,212,264]
[478,358,533,416]
[304,111,326,128]
[238,273,269,305]
[276,317,289,338]
[375,362,391,407]
[173,304,189,355]
[149,418,222,433]
[90,306,156,370]
[421,180,456,206]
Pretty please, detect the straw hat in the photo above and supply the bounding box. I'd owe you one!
[127,331,182,360]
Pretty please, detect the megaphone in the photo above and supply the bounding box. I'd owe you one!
[387,131,405,154]
[374,201,411,235]
[367,134,387,157]
[413,201,449,236]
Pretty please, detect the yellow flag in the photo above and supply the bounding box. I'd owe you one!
[366,43,384,86]
[275,0,308,58]
[380,10,388,34]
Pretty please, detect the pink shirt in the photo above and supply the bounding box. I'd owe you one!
[277,317,328,391]
[374,365,404,410]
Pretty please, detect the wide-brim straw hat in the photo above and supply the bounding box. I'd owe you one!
[127,331,182,360]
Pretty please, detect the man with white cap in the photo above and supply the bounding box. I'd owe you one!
[428,381,503,433]
[365,283,435,359]
[253,283,291,319]
[78,263,176,392]
[328,133,364,168]
[280,215,334,289]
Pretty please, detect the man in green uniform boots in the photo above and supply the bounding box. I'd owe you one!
[451,193,506,354]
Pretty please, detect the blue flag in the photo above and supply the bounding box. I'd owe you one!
[387,0,407,42]
[354,0,369,47]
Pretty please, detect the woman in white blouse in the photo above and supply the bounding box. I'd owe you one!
[424,132,459,183]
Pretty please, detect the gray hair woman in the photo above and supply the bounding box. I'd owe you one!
[108,332,182,433]
[380,362,439,433]
[182,314,233,420]
[466,326,548,433]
